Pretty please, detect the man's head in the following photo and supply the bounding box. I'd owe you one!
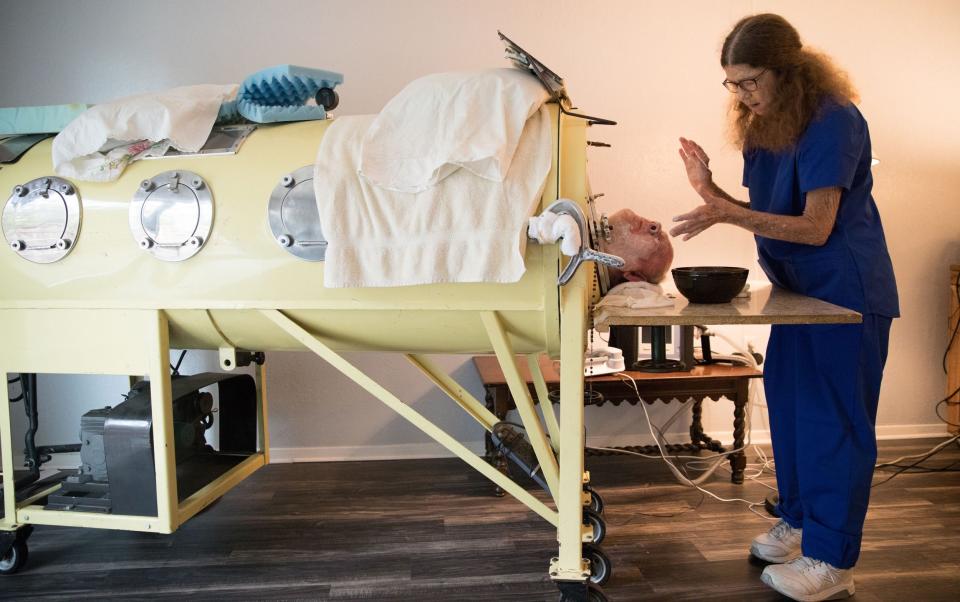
[602,209,673,284]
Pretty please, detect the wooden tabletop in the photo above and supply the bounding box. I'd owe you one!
[593,283,861,328]
[472,355,762,386]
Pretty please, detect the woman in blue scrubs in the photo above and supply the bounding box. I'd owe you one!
[671,13,899,602]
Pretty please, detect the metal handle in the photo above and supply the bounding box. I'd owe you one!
[540,199,624,286]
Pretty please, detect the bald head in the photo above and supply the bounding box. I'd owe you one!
[602,209,674,285]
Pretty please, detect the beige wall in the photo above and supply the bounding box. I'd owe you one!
[2,0,958,459]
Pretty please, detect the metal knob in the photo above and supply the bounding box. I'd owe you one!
[191,177,204,190]
[139,238,154,250]
[281,175,295,188]
[187,236,203,247]
[55,238,71,251]
[277,234,293,247]
[10,240,25,251]
[59,183,74,195]
[140,180,155,192]
[13,185,27,197]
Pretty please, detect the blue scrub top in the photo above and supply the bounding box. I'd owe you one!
[743,101,900,317]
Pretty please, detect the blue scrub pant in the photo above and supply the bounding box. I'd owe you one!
[764,314,892,569]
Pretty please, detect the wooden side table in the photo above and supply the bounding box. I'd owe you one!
[473,355,762,484]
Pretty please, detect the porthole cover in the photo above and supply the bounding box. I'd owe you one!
[2,176,81,264]
[267,165,327,261]
[130,170,213,261]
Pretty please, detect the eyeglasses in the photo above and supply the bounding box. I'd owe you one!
[722,69,767,93]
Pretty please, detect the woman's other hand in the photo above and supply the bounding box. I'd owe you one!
[670,204,726,241]
[678,137,714,195]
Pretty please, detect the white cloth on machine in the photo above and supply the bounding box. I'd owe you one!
[52,84,236,182]
[358,68,549,193]
[314,107,551,288]
[527,211,581,256]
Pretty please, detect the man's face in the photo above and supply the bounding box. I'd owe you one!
[602,209,673,283]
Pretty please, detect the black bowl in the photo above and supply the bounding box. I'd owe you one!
[672,266,749,304]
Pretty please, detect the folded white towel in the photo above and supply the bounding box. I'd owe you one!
[528,211,581,256]
[314,107,551,288]
[52,84,236,182]
[358,68,549,193]
[595,281,675,310]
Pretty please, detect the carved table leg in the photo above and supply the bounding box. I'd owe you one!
[690,399,704,448]
[730,379,749,484]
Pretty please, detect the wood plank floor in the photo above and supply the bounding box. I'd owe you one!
[2,437,958,600]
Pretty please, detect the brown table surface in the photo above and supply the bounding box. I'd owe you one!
[473,355,762,386]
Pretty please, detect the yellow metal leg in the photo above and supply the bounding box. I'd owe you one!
[256,362,271,462]
[260,309,558,526]
[147,310,178,533]
[0,369,17,530]
[551,272,591,582]
[405,354,499,431]
[481,311,560,503]
[527,353,562,454]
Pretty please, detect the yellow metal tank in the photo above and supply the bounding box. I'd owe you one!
[0,105,588,355]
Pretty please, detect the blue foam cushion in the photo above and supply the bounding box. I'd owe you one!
[236,64,343,124]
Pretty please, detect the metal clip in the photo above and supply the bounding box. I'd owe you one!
[169,172,181,193]
[542,199,624,287]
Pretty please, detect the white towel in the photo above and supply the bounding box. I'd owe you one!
[314,107,551,288]
[358,68,549,193]
[595,281,675,310]
[528,211,582,256]
[52,84,236,182]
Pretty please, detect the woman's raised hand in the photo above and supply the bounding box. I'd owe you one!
[678,137,714,195]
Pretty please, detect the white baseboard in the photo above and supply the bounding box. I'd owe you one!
[12,424,951,469]
[268,440,488,463]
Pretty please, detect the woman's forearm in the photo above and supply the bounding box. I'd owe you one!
[701,182,751,209]
[701,186,840,246]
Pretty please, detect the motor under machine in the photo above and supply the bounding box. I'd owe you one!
[45,372,258,516]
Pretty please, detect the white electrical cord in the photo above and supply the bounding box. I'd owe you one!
[874,433,960,468]
[610,371,776,520]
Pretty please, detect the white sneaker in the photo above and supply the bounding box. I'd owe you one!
[761,556,855,601]
[751,519,802,563]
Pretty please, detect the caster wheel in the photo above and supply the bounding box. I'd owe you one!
[584,485,604,515]
[583,542,611,586]
[583,507,606,545]
[315,87,340,111]
[0,539,27,575]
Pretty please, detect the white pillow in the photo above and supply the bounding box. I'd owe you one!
[359,68,548,193]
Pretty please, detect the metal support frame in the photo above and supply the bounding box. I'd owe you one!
[0,308,268,535]
[405,354,500,431]
[259,309,559,526]
[258,285,591,585]
[481,311,561,502]
[527,353,562,454]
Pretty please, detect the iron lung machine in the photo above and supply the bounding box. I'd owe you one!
[0,98,613,599]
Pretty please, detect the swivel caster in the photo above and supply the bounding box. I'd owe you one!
[584,484,604,515]
[557,581,608,602]
[0,526,33,575]
[583,507,606,544]
[583,542,612,586]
